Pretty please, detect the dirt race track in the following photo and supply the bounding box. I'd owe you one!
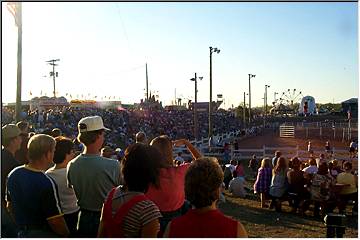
[236,128,358,169]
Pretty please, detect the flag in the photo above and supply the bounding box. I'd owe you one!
[6,2,21,27]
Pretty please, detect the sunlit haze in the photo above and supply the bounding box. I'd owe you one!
[2,2,358,108]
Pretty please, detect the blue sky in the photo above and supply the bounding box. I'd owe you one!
[2,2,358,108]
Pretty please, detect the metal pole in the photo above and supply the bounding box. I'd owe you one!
[15,3,22,122]
[248,74,251,124]
[194,73,198,140]
[209,47,213,138]
[52,63,56,98]
[146,63,149,101]
[243,92,246,128]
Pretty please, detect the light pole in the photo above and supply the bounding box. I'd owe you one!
[265,85,270,116]
[209,46,220,138]
[191,73,202,140]
[243,92,248,128]
[248,73,256,124]
[274,92,278,102]
[46,59,60,98]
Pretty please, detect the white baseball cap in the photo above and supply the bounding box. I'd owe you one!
[78,116,110,133]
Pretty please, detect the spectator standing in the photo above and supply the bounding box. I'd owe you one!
[272,151,281,168]
[15,121,29,164]
[287,157,308,213]
[6,134,69,237]
[146,136,201,233]
[67,116,122,237]
[248,155,258,178]
[1,124,22,237]
[135,131,147,144]
[97,144,163,237]
[269,157,288,212]
[163,157,248,237]
[336,161,357,215]
[45,136,80,236]
[253,158,272,208]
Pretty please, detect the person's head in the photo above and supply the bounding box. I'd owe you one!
[135,131,147,144]
[343,161,352,171]
[28,134,56,167]
[230,159,236,165]
[275,151,281,158]
[16,121,29,133]
[150,135,173,165]
[317,162,328,175]
[185,157,223,208]
[122,143,162,192]
[290,157,300,171]
[77,116,109,149]
[101,146,114,158]
[319,153,325,159]
[260,158,271,168]
[273,157,287,174]
[2,124,22,152]
[330,159,338,167]
[309,158,317,166]
[252,155,257,159]
[53,136,75,165]
[51,128,62,138]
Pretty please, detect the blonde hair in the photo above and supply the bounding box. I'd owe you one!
[27,134,56,161]
[261,158,271,168]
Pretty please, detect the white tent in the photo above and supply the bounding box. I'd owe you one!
[298,96,316,115]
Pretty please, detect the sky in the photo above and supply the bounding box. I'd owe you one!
[2,2,358,108]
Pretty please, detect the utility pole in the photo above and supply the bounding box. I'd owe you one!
[243,92,246,128]
[248,74,256,124]
[209,46,220,138]
[46,59,60,98]
[191,73,202,140]
[146,63,149,101]
[7,2,22,122]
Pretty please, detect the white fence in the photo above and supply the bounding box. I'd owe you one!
[279,125,295,138]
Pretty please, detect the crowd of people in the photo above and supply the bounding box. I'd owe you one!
[1,112,249,238]
[1,106,244,150]
[249,150,358,217]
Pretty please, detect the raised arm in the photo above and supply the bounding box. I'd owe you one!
[173,139,202,160]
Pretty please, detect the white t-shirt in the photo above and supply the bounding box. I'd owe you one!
[46,167,80,214]
[302,165,318,175]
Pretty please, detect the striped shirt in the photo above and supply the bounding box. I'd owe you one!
[109,189,161,237]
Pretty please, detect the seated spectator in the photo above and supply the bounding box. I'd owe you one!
[45,136,80,236]
[100,146,114,158]
[135,131,147,144]
[316,153,326,168]
[254,158,272,208]
[287,157,309,213]
[224,160,237,189]
[302,158,318,175]
[97,143,163,237]
[229,171,247,198]
[174,152,184,163]
[235,160,245,178]
[336,161,357,215]
[328,160,341,178]
[145,136,202,233]
[51,128,62,138]
[6,134,69,237]
[309,162,335,217]
[269,157,288,212]
[163,157,248,237]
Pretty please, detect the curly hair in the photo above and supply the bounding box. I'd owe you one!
[185,157,224,208]
[122,143,163,192]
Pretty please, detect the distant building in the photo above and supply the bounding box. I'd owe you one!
[298,96,316,115]
[189,101,223,112]
[341,98,358,118]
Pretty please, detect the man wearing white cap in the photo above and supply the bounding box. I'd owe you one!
[66,116,122,237]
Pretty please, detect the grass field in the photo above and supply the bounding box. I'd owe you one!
[218,167,358,238]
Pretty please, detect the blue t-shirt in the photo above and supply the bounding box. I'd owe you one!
[6,165,63,226]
